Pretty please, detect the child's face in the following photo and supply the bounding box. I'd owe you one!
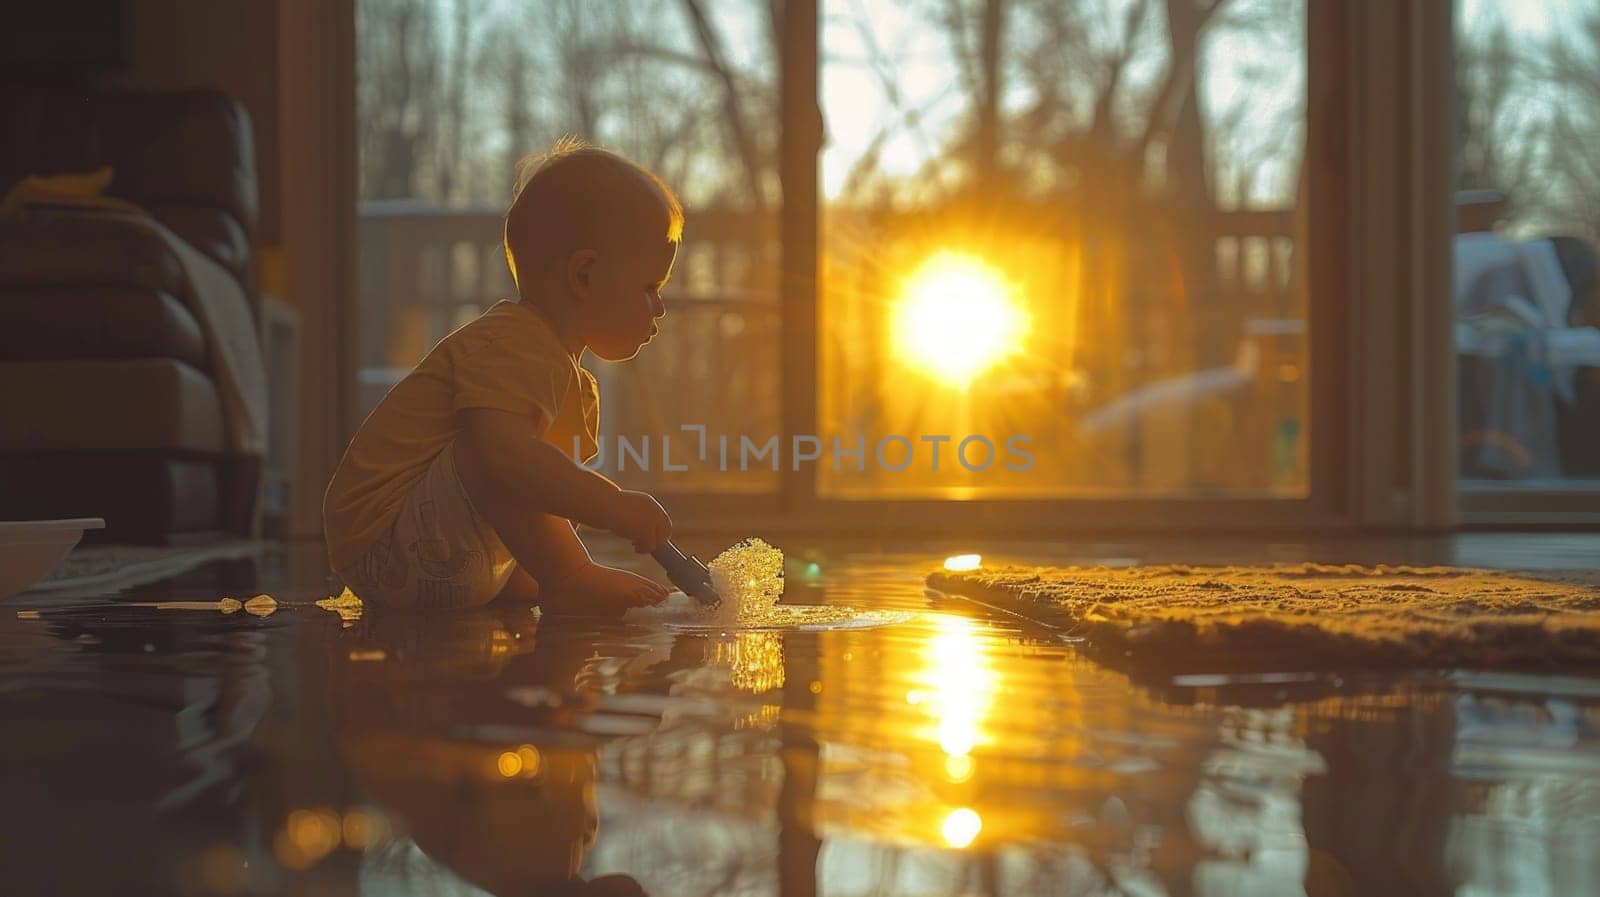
[577,236,678,362]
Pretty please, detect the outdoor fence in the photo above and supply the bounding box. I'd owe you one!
[357,201,1303,494]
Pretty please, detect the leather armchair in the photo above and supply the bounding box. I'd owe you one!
[0,86,261,541]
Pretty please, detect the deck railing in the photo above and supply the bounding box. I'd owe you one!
[357,201,1300,493]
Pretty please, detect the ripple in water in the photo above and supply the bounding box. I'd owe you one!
[628,537,907,630]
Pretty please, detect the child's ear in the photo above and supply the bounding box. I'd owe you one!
[566,249,600,298]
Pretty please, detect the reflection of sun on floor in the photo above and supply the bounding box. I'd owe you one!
[940,806,982,848]
[710,631,785,694]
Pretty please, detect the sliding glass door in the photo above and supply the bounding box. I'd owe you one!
[1453,0,1600,523]
[353,0,1363,530]
[815,0,1312,503]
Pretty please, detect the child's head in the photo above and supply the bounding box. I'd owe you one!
[505,138,683,361]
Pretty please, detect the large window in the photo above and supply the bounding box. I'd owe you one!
[354,0,1336,518]
[818,0,1310,499]
[337,2,1600,528]
[1454,0,1600,494]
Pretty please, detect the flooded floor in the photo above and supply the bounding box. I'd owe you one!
[4,536,1600,896]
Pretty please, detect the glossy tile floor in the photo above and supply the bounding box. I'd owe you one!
[3,534,1600,897]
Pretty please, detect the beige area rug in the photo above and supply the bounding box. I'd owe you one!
[927,564,1600,672]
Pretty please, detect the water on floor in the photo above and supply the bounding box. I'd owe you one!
[3,542,1600,897]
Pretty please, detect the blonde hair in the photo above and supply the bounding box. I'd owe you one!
[503,136,684,290]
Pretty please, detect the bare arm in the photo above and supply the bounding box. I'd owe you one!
[455,407,671,551]
[458,407,617,527]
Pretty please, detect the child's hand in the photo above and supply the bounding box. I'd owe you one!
[604,489,672,553]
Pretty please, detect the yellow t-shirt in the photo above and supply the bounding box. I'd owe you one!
[323,300,599,570]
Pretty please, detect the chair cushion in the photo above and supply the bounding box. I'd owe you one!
[0,86,256,287]
[0,359,224,453]
[0,287,207,368]
[150,205,253,282]
[0,210,187,295]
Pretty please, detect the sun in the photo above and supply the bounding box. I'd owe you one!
[892,252,1025,388]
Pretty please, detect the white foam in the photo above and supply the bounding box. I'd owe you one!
[627,537,783,627]
[626,538,908,631]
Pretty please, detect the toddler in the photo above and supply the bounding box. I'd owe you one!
[324,139,680,613]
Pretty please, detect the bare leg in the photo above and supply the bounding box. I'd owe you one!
[491,562,541,605]
[455,440,668,614]
[502,511,595,588]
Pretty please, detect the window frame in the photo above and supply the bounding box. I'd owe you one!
[1449,0,1600,526]
[325,0,1493,536]
[657,0,1437,535]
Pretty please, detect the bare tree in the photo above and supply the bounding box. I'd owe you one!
[1454,4,1600,242]
[1456,17,1542,219]
[358,0,779,208]
[1538,10,1600,240]
[432,0,485,201]
[358,0,443,199]
[479,29,536,197]
[681,0,773,213]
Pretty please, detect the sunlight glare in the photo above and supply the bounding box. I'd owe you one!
[926,615,993,757]
[944,753,975,783]
[893,252,1024,387]
[943,553,982,572]
[497,751,523,778]
[941,807,982,848]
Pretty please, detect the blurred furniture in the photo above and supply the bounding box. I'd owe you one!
[0,87,261,542]
[257,292,300,538]
[0,518,104,599]
[1456,189,1507,235]
[1454,230,1600,480]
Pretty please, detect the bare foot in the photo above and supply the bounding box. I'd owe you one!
[538,563,669,617]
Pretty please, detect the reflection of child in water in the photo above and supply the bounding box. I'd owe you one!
[334,605,663,895]
[343,732,640,896]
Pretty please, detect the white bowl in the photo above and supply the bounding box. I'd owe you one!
[0,518,106,600]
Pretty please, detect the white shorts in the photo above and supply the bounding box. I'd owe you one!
[336,441,517,610]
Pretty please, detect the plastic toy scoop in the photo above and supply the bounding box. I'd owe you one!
[651,540,722,608]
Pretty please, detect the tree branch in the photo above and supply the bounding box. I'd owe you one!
[680,0,769,213]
